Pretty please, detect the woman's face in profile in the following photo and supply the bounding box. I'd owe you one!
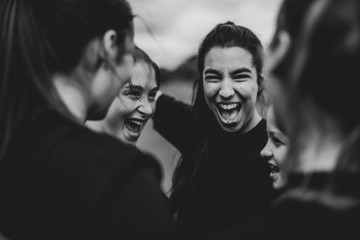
[261,107,288,189]
[106,61,158,145]
[202,46,260,133]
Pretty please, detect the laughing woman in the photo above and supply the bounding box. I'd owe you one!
[153,22,276,239]
[261,106,288,190]
[87,46,159,146]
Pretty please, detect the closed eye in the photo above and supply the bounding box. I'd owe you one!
[231,68,252,81]
[205,75,221,82]
[148,87,159,101]
[204,69,221,82]
[233,74,250,80]
[269,132,286,147]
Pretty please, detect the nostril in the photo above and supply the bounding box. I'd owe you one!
[219,88,235,98]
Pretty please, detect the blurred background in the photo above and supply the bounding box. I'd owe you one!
[128,0,284,194]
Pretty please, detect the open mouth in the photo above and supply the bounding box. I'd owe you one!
[124,118,147,134]
[268,162,280,176]
[216,103,242,124]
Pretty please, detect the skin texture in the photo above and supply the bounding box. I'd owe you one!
[261,107,288,189]
[87,61,158,146]
[202,47,261,133]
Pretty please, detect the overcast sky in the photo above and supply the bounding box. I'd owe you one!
[128,0,283,70]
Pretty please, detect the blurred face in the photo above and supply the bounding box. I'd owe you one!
[260,107,288,189]
[203,47,260,133]
[105,61,158,145]
[88,31,135,120]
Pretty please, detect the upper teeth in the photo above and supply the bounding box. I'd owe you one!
[219,103,238,110]
[129,120,142,126]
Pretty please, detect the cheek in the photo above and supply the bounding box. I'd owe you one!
[115,96,137,117]
[150,101,156,114]
[237,82,259,99]
[203,82,219,102]
[274,146,288,166]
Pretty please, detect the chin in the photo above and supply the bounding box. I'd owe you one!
[121,137,138,146]
[216,118,241,132]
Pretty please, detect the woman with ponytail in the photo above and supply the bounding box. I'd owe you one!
[153,22,276,239]
[0,0,176,239]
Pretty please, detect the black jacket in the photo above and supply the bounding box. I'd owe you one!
[0,109,177,240]
[243,172,360,240]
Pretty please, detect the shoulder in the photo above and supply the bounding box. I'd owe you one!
[24,110,162,182]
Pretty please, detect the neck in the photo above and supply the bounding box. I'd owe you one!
[248,110,262,132]
[52,74,88,123]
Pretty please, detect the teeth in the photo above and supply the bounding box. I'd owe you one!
[129,120,143,126]
[219,103,238,110]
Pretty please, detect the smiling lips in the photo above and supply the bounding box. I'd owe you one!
[216,103,241,124]
[268,161,280,178]
[124,118,147,134]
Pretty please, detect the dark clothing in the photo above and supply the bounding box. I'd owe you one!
[153,95,276,240]
[243,172,360,240]
[0,109,176,240]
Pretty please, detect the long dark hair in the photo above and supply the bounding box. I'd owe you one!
[0,0,133,163]
[170,21,266,212]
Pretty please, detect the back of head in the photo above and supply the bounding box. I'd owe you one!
[0,0,133,161]
[270,0,316,50]
[272,0,360,175]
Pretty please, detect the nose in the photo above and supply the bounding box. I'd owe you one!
[260,140,273,159]
[219,78,235,99]
[137,99,154,117]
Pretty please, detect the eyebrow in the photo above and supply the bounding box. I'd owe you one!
[124,84,159,92]
[204,68,252,76]
[204,69,220,75]
[124,84,143,91]
[152,86,159,91]
[230,68,252,76]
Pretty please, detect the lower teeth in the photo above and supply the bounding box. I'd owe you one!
[220,109,238,122]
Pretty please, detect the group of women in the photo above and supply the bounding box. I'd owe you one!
[0,0,360,239]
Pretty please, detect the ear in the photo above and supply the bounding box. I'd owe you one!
[102,30,118,60]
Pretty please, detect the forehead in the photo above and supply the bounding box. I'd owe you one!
[130,61,157,87]
[204,47,255,71]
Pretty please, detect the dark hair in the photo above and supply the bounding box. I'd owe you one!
[270,0,316,87]
[170,21,266,212]
[133,46,161,86]
[0,0,133,162]
[273,0,360,193]
[268,0,317,134]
